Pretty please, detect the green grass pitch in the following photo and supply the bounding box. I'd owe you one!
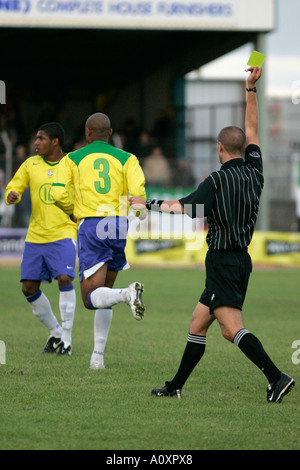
[0,266,299,450]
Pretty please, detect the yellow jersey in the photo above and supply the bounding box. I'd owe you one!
[51,140,146,219]
[5,155,77,244]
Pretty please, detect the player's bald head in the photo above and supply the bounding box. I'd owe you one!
[85,113,112,142]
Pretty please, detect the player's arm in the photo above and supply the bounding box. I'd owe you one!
[129,197,184,214]
[125,155,148,218]
[50,155,74,216]
[130,178,214,218]
[126,153,181,214]
[245,66,262,147]
[127,155,185,215]
[126,155,147,200]
[5,161,29,205]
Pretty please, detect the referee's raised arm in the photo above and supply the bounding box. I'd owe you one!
[245,66,262,147]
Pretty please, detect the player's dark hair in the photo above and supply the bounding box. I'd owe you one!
[217,126,246,155]
[38,122,65,147]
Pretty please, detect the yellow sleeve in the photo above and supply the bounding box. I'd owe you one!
[5,161,29,205]
[51,155,74,216]
[125,155,147,199]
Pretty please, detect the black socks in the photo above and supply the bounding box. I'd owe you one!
[234,328,281,384]
[167,328,281,393]
[167,334,206,391]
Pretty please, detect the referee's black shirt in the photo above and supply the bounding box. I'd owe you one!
[179,144,264,250]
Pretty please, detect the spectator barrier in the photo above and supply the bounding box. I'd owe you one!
[1,228,300,267]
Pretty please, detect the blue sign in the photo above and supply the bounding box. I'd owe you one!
[0,0,30,13]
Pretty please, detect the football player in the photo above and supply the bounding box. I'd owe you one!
[5,122,77,356]
[51,112,146,370]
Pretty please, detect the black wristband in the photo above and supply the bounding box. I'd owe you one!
[246,87,257,93]
[145,198,164,212]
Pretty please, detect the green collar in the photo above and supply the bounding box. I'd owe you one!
[42,156,61,166]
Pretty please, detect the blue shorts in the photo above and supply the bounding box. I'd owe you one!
[78,217,130,282]
[21,239,77,282]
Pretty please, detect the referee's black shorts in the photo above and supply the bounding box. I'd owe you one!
[199,248,252,314]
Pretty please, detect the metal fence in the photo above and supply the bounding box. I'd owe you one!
[184,101,300,203]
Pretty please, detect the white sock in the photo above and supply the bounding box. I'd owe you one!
[27,290,63,338]
[91,308,113,366]
[89,287,127,309]
[59,286,76,348]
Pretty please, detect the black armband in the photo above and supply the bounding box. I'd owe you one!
[246,87,257,93]
[145,198,164,212]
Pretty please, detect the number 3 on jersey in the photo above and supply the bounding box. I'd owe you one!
[94,158,111,194]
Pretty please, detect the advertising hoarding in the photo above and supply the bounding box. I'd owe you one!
[0,0,275,30]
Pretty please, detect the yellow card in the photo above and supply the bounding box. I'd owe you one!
[247,51,266,68]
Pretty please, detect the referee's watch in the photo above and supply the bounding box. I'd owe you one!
[246,86,257,93]
[145,198,163,211]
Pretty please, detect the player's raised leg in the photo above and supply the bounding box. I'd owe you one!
[80,264,145,320]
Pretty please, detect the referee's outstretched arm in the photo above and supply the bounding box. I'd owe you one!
[245,66,262,147]
[129,196,184,214]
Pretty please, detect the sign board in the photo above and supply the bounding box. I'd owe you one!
[0,0,276,30]
[125,230,300,267]
[0,228,27,258]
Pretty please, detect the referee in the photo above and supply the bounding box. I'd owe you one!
[129,66,295,403]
